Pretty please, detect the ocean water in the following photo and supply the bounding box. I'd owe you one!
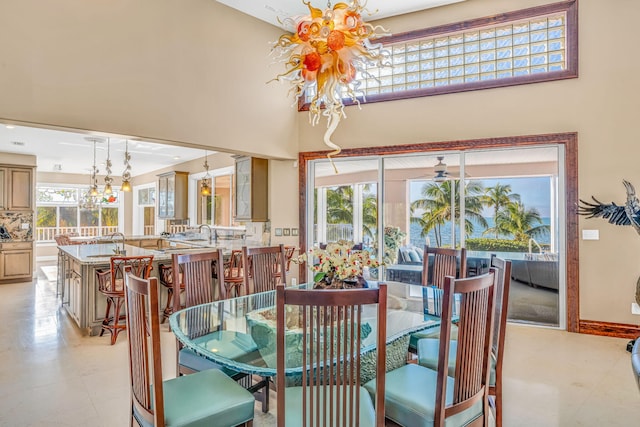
[408,217,551,248]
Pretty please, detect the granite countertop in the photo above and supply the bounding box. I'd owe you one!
[58,243,173,264]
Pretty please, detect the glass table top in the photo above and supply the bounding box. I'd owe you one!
[169,281,443,377]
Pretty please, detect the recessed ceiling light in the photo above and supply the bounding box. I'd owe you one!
[11,141,25,146]
[173,156,181,160]
[5,125,15,129]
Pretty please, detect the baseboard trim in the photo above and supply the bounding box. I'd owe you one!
[579,320,640,339]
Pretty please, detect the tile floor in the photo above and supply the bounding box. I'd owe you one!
[0,264,639,426]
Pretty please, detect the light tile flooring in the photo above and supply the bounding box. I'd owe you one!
[1,265,639,426]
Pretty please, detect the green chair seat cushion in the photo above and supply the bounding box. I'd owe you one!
[416,338,497,386]
[364,363,483,427]
[134,368,255,427]
[283,385,377,427]
[409,324,458,352]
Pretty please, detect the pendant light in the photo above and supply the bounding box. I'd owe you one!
[121,140,132,192]
[85,137,100,197]
[200,150,211,196]
[103,138,113,195]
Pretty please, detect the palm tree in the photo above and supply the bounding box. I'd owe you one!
[493,201,549,242]
[362,190,377,241]
[326,186,353,224]
[411,180,487,247]
[481,184,521,238]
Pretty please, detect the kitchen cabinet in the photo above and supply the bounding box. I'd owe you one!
[234,156,268,222]
[0,241,33,282]
[157,171,188,220]
[0,166,33,211]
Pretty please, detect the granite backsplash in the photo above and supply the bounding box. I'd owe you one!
[0,212,33,240]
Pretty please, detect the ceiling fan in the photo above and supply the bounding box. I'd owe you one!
[433,156,452,182]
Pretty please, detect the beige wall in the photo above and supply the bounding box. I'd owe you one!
[298,0,640,326]
[0,0,298,159]
[7,0,639,327]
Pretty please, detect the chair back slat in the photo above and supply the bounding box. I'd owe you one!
[124,273,165,427]
[172,250,225,310]
[276,284,387,427]
[422,246,467,288]
[243,245,287,295]
[435,272,495,426]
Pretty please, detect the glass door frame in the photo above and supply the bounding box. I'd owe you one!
[299,133,579,332]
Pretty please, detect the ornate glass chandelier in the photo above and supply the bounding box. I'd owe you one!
[271,0,389,173]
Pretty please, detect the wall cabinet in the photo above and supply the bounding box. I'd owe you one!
[0,166,33,211]
[234,156,268,222]
[157,171,189,220]
[0,241,33,282]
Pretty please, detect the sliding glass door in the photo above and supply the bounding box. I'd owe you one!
[306,145,564,328]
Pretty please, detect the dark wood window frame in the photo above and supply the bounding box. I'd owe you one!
[298,132,580,332]
[299,0,578,112]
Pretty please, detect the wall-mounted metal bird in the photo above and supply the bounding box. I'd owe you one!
[578,180,640,236]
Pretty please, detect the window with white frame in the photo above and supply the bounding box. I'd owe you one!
[36,186,121,241]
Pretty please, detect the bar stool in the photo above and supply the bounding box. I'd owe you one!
[96,255,154,345]
[223,250,244,298]
[158,263,184,323]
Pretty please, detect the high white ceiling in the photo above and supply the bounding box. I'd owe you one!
[0,124,207,176]
[217,0,467,29]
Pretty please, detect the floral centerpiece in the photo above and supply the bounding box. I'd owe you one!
[295,241,380,289]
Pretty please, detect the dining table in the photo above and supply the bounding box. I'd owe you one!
[169,281,445,411]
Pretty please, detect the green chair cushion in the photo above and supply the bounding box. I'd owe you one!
[364,363,483,427]
[409,324,458,352]
[133,368,254,427]
[416,338,496,386]
[283,385,377,427]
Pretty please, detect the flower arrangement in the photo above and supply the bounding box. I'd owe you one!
[295,242,380,286]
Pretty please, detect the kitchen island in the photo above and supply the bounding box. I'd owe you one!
[58,243,174,335]
[57,233,267,336]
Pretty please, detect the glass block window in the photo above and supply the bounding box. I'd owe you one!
[300,0,577,110]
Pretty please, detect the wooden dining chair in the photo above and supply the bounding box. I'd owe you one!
[276,283,387,427]
[242,245,287,295]
[416,256,512,426]
[96,255,153,345]
[366,272,495,427]
[172,250,227,376]
[422,246,467,288]
[123,272,255,427]
[408,246,467,353]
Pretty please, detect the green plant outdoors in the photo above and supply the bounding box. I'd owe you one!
[466,238,551,253]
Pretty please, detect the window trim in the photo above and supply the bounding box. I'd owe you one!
[298,132,579,332]
[298,0,578,111]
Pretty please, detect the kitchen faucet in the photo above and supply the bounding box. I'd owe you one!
[198,224,216,244]
[111,232,126,255]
